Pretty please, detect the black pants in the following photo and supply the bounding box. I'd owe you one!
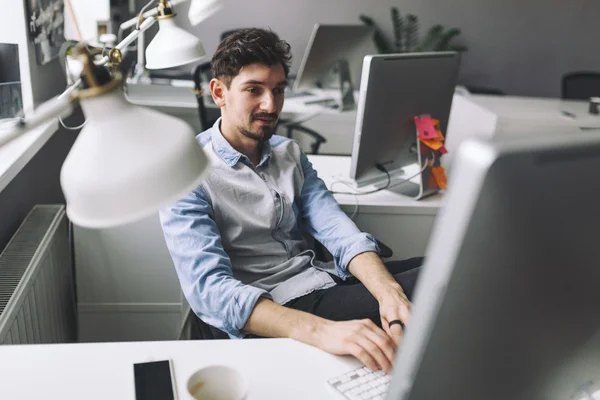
[204,257,423,339]
[283,257,423,329]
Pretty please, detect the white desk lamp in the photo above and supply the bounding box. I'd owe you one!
[0,0,223,229]
[118,0,222,74]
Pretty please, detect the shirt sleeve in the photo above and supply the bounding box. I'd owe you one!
[159,186,271,338]
[298,153,380,279]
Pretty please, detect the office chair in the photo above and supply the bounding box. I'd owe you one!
[277,120,327,154]
[561,71,600,100]
[464,85,506,96]
[191,62,218,131]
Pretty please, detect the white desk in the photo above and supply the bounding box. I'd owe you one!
[0,338,357,400]
[308,154,442,261]
[443,94,598,168]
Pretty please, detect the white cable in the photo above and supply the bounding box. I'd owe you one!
[348,194,359,220]
[60,45,88,130]
[59,115,87,130]
[295,249,321,268]
[136,0,157,30]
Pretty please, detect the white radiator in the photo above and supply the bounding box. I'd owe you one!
[0,205,77,344]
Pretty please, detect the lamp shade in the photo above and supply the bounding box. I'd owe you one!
[60,88,209,228]
[145,17,206,69]
[188,0,224,26]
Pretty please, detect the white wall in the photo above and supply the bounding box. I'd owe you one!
[74,214,184,342]
[64,0,110,42]
[168,0,600,98]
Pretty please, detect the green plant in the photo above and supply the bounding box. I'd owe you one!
[360,7,468,54]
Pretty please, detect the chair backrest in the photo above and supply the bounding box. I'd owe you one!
[276,121,327,154]
[561,71,600,100]
[191,62,214,131]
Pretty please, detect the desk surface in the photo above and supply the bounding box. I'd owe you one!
[308,154,442,215]
[0,338,358,400]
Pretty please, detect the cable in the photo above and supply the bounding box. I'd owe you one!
[375,163,391,190]
[295,249,320,268]
[136,0,157,30]
[348,193,359,220]
[58,41,88,130]
[59,115,87,130]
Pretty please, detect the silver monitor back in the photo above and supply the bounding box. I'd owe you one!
[293,24,376,92]
[387,132,600,400]
[349,53,460,197]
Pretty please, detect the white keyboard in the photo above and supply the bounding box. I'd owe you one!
[328,366,391,399]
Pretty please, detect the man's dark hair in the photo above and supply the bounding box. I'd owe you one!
[211,28,292,88]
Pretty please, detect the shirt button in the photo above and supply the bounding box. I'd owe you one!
[260,174,267,181]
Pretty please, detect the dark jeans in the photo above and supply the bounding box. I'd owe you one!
[204,257,423,339]
[283,257,423,329]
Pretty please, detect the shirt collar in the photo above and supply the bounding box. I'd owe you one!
[210,118,273,168]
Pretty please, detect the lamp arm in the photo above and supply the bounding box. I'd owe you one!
[96,17,157,66]
[0,96,73,147]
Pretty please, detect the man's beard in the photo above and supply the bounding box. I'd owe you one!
[239,112,278,142]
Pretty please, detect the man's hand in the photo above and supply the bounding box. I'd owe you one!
[348,252,413,344]
[311,319,397,373]
[378,287,412,345]
[243,298,397,373]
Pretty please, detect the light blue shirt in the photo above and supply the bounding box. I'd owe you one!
[159,119,379,338]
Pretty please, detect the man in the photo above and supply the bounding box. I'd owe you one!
[160,28,422,373]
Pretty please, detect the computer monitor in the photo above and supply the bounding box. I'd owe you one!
[349,52,460,199]
[293,24,377,92]
[386,132,600,400]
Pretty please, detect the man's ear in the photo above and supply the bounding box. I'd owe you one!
[209,78,227,108]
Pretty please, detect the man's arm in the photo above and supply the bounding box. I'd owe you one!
[297,153,380,279]
[298,152,411,343]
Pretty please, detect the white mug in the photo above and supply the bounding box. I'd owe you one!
[186,365,247,400]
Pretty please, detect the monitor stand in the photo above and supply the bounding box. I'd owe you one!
[335,60,356,111]
[412,135,443,200]
[316,60,356,110]
[352,136,442,200]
